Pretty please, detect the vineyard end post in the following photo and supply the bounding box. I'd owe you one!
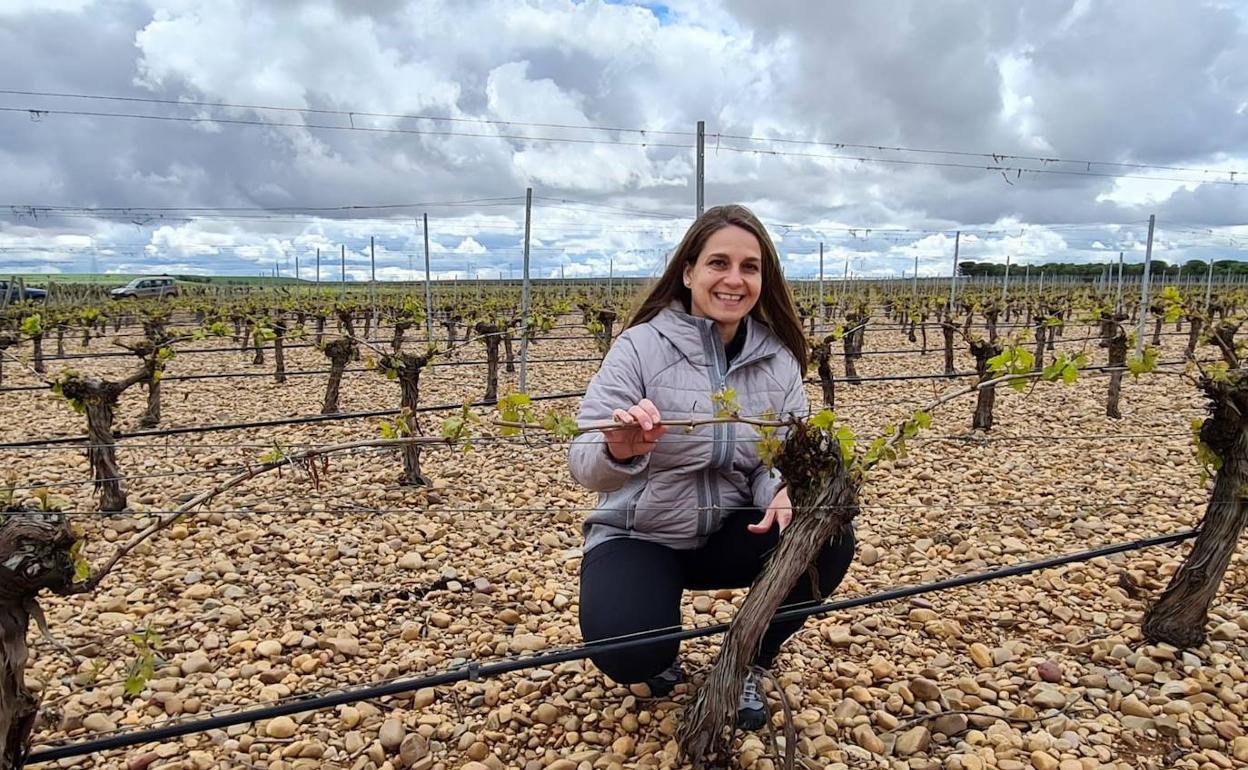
[818,242,825,319]
[695,120,705,218]
[424,213,434,344]
[369,235,377,338]
[1205,259,1214,312]
[1116,251,1124,314]
[1135,214,1156,358]
[519,188,532,394]
[948,230,960,312]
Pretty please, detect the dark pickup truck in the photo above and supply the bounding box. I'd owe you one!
[0,280,47,304]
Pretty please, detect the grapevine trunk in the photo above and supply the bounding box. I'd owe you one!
[0,514,76,770]
[1142,373,1248,647]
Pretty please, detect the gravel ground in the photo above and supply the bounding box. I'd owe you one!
[5,314,1245,770]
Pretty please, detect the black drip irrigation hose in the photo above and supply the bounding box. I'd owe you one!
[0,357,607,394]
[23,527,1198,764]
[27,333,610,362]
[0,391,587,449]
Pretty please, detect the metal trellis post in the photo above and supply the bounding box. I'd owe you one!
[519,188,533,393]
[695,120,705,218]
[1135,214,1156,357]
[424,213,434,343]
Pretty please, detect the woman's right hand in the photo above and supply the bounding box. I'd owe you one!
[606,398,667,461]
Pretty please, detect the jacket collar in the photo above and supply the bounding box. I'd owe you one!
[651,299,781,370]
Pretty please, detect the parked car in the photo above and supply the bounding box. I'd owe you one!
[109,276,179,300]
[0,280,47,303]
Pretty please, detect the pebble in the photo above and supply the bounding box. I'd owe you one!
[1232,736,1248,762]
[265,716,297,738]
[894,725,930,755]
[510,634,546,652]
[1030,750,1059,770]
[379,718,406,751]
[1210,621,1241,641]
[1035,660,1063,683]
[82,713,116,732]
[968,643,993,669]
[1119,694,1152,718]
[1029,687,1066,710]
[180,653,213,675]
[930,713,968,737]
[256,639,282,657]
[852,724,885,754]
[339,705,361,728]
[534,703,559,725]
[910,677,942,701]
[399,734,429,765]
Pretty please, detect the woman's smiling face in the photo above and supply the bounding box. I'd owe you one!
[683,224,763,342]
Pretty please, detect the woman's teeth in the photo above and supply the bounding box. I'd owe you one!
[714,292,743,302]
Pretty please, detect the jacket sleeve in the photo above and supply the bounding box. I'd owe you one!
[749,360,809,510]
[568,333,652,492]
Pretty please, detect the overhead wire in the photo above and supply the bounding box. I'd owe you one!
[4,88,1241,184]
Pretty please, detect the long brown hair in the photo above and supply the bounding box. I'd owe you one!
[628,204,807,370]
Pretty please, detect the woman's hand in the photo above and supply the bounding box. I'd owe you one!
[605,398,667,461]
[748,487,792,535]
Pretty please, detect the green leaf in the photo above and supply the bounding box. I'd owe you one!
[757,435,782,467]
[711,388,740,418]
[550,413,579,439]
[834,426,856,465]
[1126,346,1159,378]
[986,350,1011,374]
[440,415,466,441]
[20,314,43,337]
[124,672,147,697]
[808,409,837,432]
[69,538,90,583]
[1206,361,1231,383]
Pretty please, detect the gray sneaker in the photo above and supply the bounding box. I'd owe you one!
[643,660,686,697]
[737,666,768,730]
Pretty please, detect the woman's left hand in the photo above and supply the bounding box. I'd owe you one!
[748,487,792,535]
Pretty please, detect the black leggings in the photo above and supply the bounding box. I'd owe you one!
[578,509,855,684]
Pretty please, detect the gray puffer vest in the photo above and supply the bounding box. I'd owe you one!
[568,301,808,553]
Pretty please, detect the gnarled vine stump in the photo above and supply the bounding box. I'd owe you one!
[0,514,76,770]
[58,370,148,511]
[1143,326,1248,647]
[678,421,858,767]
[940,320,957,376]
[320,338,356,415]
[272,317,287,384]
[381,350,437,486]
[476,322,503,404]
[970,338,1002,432]
[1104,331,1127,419]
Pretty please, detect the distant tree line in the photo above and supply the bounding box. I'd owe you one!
[957,259,1248,278]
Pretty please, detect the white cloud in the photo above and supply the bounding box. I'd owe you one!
[453,237,486,254]
[2,0,1247,279]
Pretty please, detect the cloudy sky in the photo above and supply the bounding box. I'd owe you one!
[1,0,1246,281]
